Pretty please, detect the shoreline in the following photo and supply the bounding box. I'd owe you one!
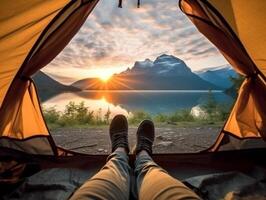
[73,89,224,93]
[50,124,221,154]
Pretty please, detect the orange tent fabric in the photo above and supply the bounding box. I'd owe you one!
[0,0,265,154]
[180,0,266,150]
[0,0,99,154]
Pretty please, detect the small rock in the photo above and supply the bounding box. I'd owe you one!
[157,141,173,147]
[156,135,171,141]
[156,135,164,140]
[96,130,103,133]
[168,131,175,134]
[98,148,104,152]
[167,122,177,125]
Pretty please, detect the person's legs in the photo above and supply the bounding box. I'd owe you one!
[70,115,131,200]
[135,151,201,200]
[70,148,130,200]
[134,120,201,200]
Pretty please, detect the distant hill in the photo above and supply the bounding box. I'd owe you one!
[195,65,237,89]
[72,54,220,90]
[33,71,80,101]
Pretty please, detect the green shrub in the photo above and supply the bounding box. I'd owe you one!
[167,109,195,122]
[128,110,151,124]
[200,90,232,122]
[43,101,106,127]
[57,101,94,126]
[42,106,60,124]
[42,100,231,128]
[215,103,231,121]
[179,109,195,121]
[154,113,168,123]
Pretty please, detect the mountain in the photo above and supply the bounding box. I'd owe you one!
[33,71,80,101]
[195,65,237,89]
[72,54,221,90]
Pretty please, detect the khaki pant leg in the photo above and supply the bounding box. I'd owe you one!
[70,151,131,200]
[135,155,201,200]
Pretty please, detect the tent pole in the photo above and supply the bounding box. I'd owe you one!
[118,0,122,8]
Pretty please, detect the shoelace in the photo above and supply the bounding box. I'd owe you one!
[111,131,128,151]
[137,135,153,154]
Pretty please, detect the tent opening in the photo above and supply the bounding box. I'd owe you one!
[1,1,266,198]
[34,0,238,155]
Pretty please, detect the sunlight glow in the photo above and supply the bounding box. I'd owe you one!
[99,73,112,82]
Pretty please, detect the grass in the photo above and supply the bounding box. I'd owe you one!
[43,99,230,129]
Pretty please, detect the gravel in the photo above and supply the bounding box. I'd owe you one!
[50,125,221,154]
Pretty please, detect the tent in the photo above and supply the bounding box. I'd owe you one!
[0,0,266,199]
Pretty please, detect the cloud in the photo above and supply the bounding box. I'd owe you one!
[44,0,227,83]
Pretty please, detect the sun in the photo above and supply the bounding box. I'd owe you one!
[99,73,112,82]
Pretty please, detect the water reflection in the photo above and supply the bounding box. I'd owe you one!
[42,90,234,117]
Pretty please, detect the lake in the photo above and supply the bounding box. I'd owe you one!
[42,90,234,118]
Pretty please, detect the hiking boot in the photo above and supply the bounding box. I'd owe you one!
[109,115,129,153]
[135,120,155,155]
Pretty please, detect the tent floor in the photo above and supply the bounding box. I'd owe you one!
[2,148,266,178]
[1,148,266,198]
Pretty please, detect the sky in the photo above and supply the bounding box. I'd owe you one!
[43,0,228,84]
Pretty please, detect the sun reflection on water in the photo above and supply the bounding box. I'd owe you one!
[42,92,130,118]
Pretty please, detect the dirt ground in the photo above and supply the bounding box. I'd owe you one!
[50,124,221,154]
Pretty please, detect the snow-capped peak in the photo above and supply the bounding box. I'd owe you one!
[134,59,154,68]
[128,54,192,77]
[194,64,232,74]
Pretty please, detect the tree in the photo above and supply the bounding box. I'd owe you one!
[229,74,245,91]
[202,89,217,117]
[104,107,111,124]
[225,74,245,98]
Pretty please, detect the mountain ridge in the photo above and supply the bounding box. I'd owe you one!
[33,71,80,101]
[72,54,221,90]
[195,64,237,89]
